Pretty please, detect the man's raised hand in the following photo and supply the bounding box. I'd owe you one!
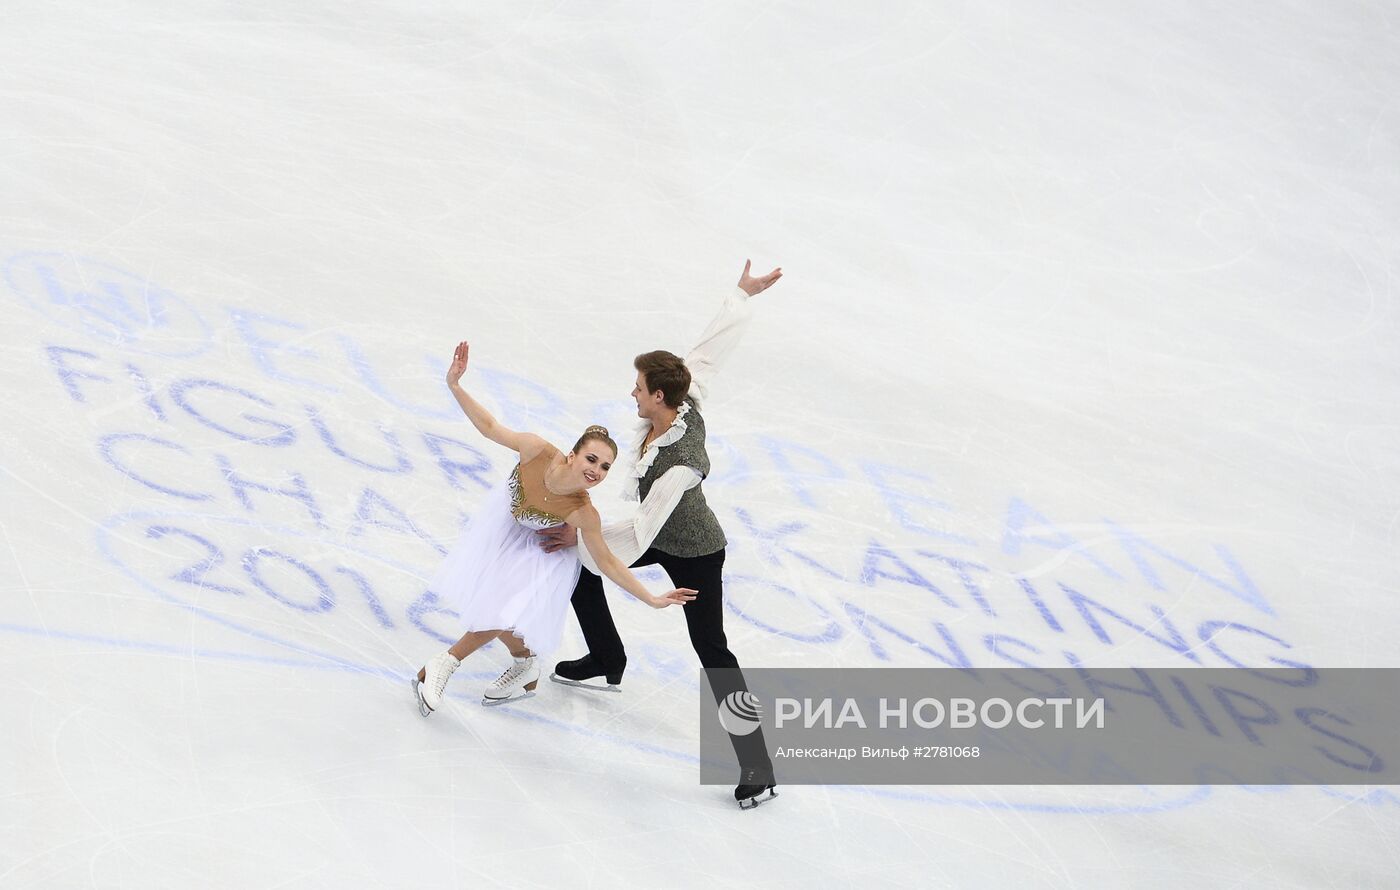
[738,259,782,297]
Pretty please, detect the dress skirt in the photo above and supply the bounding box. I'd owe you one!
[427,478,583,657]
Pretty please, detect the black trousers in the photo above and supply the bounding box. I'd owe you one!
[569,546,772,776]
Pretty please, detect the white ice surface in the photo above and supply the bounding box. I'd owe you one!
[2,1,1399,887]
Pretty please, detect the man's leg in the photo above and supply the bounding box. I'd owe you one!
[660,549,774,782]
[561,551,663,682]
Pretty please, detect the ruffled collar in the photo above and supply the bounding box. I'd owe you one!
[622,401,690,501]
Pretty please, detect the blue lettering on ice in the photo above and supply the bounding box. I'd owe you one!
[698,432,751,488]
[475,366,570,434]
[1210,684,1279,745]
[1295,708,1384,773]
[171,378,297,445]
[1105,520,1272,615]
[350,487,448,555]
[145,525,244,596]
[731,508,841,578]
[758,435,847,509]
[983,634,1071,699]
[8,254,212,356]
[421,432,495,490]
[918,550,995,616]
[1197,621,1317,686]
[1016,576,1064,633]
[307,405,413,473]
[723,574,843,643]
[1171,675,1224,738]
[125,363,167,421]
[215,452,327,528]
[862,461,976,545]
[1066,658,1184,728]
[1059,581,1201,663]
[229,308,338,392]
[100,433,213,501]
[859,538,958,609]
[242,548,336,612]
[336,335,458,421]
[335,564,396,629]
[1002,496,1123,579]
[842,600,973,672]
[407,589,458,645]
[46,346,111,402]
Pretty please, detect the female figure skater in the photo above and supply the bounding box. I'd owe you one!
[412,340,695,715]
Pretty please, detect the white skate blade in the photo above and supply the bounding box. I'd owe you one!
[412,676,433,716]
[480,690,537,707]
[548,672,622,693]
[737,788,779,810]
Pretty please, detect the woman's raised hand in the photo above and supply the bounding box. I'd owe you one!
[447,341,470,386]
[651,588,698,609]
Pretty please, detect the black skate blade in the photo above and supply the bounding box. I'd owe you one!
[737,787,779,810]
[549,671,622,693]
[480,690,537,708]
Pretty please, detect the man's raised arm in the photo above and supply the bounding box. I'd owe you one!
[685,259,782,406]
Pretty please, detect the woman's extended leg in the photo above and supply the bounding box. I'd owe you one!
[448,629,506,661]
[416,628,504,685]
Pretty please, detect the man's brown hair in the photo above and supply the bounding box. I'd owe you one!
[633,350,691,408]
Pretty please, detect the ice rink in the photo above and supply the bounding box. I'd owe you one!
[3,1,1399,887]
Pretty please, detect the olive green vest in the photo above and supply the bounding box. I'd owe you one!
[639,397,727,557]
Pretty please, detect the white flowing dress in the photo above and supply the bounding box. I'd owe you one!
[427,448,586,657]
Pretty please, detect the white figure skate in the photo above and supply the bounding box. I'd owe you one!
[482,656,540,706]
[413,651,461,716]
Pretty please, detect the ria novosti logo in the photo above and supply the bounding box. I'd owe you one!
[717,691,764,735]
[717,690,1110,737]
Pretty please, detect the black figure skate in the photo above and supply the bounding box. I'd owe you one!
[549,654,624,693]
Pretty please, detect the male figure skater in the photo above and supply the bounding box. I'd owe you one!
[539,259,782,808]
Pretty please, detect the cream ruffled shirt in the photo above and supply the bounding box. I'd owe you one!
[577,286,753,574]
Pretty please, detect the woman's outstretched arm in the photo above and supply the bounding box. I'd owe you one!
[569,505,696,609]
[446,341,545,456]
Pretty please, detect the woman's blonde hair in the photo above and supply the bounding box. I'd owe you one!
[572,424,618,458]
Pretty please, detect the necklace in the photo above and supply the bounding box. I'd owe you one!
[643,411,677,455]
[542,463,569,501]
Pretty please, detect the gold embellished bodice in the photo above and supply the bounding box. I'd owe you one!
[508,447,589,530]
